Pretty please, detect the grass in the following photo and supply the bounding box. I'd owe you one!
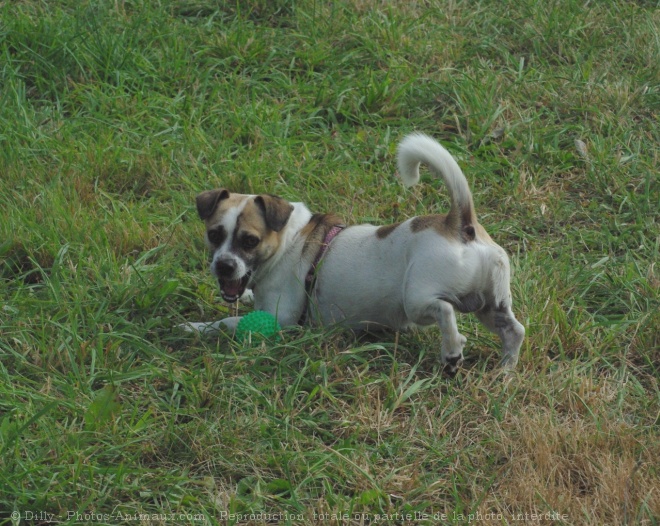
[0,0,658,524]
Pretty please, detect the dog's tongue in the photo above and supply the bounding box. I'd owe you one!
[222,279,244,296]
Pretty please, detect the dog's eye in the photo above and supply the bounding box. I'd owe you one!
[241,235,259,249]
[207,228,225,246]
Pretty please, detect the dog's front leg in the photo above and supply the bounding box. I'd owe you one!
[179,316,241,335]
[406,297,466,375]
[253,288,306,329]
[434,300,467,375]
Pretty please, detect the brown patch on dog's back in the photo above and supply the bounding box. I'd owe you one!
[376,222,402,239]
[411,214,456,239]
[411,214,481,242]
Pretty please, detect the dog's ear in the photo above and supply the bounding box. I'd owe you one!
[254,194,294,232]
[196,189,230,220]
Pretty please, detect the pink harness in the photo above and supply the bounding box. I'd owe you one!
[305,225,345,285]
[299,225,345,324]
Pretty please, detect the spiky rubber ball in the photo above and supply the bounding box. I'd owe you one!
[235,311,281,342]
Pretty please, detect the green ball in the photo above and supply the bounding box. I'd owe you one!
[235,311,281,342]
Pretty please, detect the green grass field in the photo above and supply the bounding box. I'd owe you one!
[1,1,658,524]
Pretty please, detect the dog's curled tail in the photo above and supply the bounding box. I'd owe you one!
[397,133,477,240]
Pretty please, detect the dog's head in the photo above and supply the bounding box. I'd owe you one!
[196,189,294,302]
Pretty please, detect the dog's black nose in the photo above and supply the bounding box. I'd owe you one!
[215,259,236,277]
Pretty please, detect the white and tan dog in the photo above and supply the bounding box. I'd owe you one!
[185,133,525,372]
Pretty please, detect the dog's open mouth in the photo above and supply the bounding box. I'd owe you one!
[218,273,251,303]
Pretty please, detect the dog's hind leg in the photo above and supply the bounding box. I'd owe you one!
[477,249,525,370]
[475,304,525,370]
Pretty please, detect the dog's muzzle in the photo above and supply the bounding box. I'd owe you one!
[213,257,251,303]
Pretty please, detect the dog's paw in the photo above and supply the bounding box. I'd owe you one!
[176,318,242,335]
[440,333,466,376]
[176,320,231,335]
[240,289,254,305]
[176,321,221,334]
[442,354,464,377]
[499,354,519,371]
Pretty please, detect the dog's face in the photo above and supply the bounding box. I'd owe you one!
[196,189,294,302]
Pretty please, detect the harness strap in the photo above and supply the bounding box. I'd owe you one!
[298,225,344,325]
[305,225,344,284]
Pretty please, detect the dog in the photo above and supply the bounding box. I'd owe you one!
[183,133,525,373]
